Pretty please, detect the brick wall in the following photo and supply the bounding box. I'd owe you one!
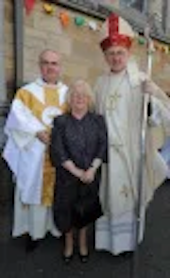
[4,0,170,98]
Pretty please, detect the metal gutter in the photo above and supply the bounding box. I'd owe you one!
[0,0,7,103]
[48,0,108,19]
[13,0,24,90]
[0,0,9,149]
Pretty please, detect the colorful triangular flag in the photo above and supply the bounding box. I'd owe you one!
[24,0,36,15]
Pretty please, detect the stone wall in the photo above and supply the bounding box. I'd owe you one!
[132,39,170,95]
[23,2,107,87]
[4,0,170,98]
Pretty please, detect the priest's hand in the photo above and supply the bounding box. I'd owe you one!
[36,131,50,145]
[22,203,29,209]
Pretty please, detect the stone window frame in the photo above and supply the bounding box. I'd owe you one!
[119,0,144,12]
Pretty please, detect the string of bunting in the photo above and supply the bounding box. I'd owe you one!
[24,1,170,54]
[137,35,170,54]
[42,2,99,30]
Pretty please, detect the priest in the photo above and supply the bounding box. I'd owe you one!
[3,49,68,251]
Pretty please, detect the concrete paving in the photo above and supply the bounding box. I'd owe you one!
[1,180,170,278]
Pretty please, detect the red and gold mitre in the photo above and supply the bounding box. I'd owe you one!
[100,13,134,51]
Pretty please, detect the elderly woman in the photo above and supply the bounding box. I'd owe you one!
[50,79,107,263]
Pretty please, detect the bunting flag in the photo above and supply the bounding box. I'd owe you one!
[24,0,36,15]
[43,3,54,14]
[88,20,98,31]
[59,12,70,27]
[74,16,85,26]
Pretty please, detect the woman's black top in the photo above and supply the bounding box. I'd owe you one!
[50,112,107,170]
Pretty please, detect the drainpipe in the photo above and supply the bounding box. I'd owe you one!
[143,0,149,15]
[0,0,6,103]
[0,0,24,243]
[14,0,24,90]
[0,0,8,150]
[0,0,24,149]
[162,0,168,33]
[0,0,12,242]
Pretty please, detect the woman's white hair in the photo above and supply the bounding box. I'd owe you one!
[66,79,94,111]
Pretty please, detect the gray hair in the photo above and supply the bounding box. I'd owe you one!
[67,79,94,111]
[38,49,61,63]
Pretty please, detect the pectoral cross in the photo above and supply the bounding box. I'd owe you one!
[106,91,121,111]
[120,185,129,198]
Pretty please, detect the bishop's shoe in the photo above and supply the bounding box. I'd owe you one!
[25,235,39,253]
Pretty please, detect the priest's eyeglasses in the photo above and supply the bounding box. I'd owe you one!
[40,60,59,66]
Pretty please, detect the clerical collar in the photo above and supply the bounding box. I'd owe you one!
[36,78,62,88]
[110,68,126,74]
[42,78,58,85]
[109,69,126,78]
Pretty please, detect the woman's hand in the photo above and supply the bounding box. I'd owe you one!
[81,167,96,184]
[74,168,84,179]
[63,160,84,179]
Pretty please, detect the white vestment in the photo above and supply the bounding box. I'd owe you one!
[160,137,170,179]
[94,62,170,255]
[3,78,68,240]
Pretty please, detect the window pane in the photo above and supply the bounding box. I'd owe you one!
[120,0,144,11]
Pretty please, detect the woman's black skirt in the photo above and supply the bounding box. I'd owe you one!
[52,169,102,233]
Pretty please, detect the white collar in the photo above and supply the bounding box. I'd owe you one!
[35,78,63,89]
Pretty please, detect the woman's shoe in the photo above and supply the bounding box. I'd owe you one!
[79,252,89,263]
[62,253,73,264]
[63,231,74,264]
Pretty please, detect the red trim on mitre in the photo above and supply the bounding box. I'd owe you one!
[108,13,119,37]
[100,13,133,51]
[100,35,132,51]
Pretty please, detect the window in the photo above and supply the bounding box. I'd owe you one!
[120,0,145,12]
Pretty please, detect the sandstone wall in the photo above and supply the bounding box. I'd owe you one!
[4,0,170,98]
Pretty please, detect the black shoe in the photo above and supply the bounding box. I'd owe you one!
[25,236,39,253]
[79,252,89,263]
[62,253,73,264]
[121,251,134,259]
